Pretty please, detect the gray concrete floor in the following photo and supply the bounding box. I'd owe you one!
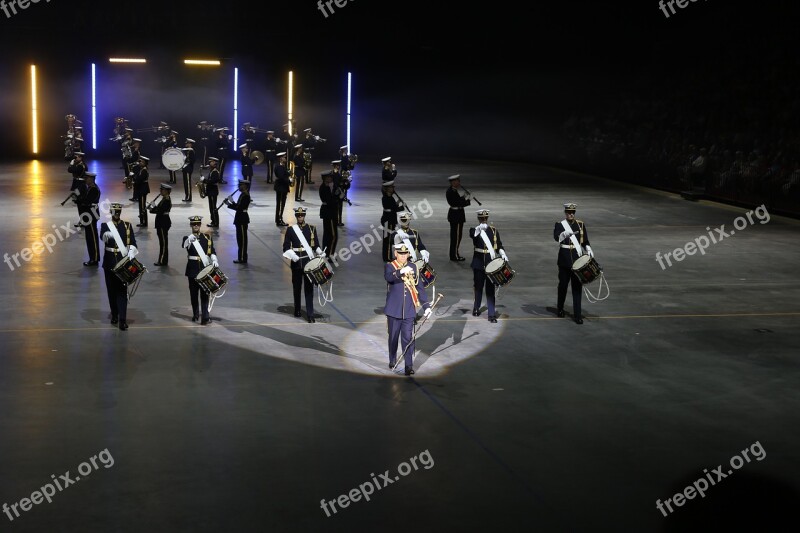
[0,158,799,532]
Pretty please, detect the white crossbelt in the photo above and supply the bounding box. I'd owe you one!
[192,239,210,267]
[107,222,130,257]
[478,229,496,260]
[560,220,584,256]
[292,225,315,259]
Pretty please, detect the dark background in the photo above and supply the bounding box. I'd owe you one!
[1,1,799,202]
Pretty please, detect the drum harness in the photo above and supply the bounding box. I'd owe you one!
[292,225,334,307]
[478,226,508,300]
[192,238,226,311]
[398,230,437,303]
[560,220,610,303]
[108,221,146,300]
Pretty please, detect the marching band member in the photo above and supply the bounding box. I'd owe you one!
[214,128,229,184]
[68,152,87,225]
[302,128,323,184]
[554,202,592,325]
[79,172,101,267]
[264,130,278,183]
[469,209,506,323]
[381,156,396,183]
[274,152,290,226]
[101,203,138,331]
[239,143,255,184]
[282,207,323,323]
[150,184,172,266]
[134,156,150,227]
[203,157,221,228]
[182,216,218,325]
[385,243,432,375]
[292,144,307,201]
[167,131,179,184]
[226,180,251,264]
[340,145,355,173]
[319,171,338,257]
[181,138,196,203]
[331,160,344,227]
[381,181,405,262]
[390,212,429,264]
[128,138,142,202]
[446,174,471,261]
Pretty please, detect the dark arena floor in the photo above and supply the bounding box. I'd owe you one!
[0,158,798,532]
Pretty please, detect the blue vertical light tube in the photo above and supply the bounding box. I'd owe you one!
[233,67,239,149]
[347,72,352,151]
[91,63,97,150]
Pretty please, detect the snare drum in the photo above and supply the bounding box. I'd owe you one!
[113,256,145,285]
[413,259,436,288]
[195,264,229,294]
[303,257,334,286]
[572,255,602,284]
[162,147,186,171]
[485,257,515,287]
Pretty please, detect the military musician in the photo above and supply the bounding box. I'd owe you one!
[166,131,179,184]
[385,243,433,375]
[79,172,101,267]
[469,209,507,324]
[319,171,339,257]
[182,216,219,325]
[381,181,405,262]
[446,175,471,261]
[239,143,255,184]
[127,138,142,202]
[282,207,323,323]
[292,144,307,201]
[182,138,196,203]
[133,156,150,227]
[202,157,221,228]
[274,152,290,226]
[150,184,172,266]
[390,212,430,264]
[226,180,251,264]
[100,203,138,331]
[554,203,593,325]
[264,130,278,183]
[215,128,229,184]
[381,156,396,183]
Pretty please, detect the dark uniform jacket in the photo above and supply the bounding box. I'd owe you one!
[382,166,397,182]
[100,220,137,269]
[447,187,471,223]
[228,191,251,225]
[149,196,172,229]
[241,151,255,177]
[183,148,195,173]
[77,184,101,220]
[389,228,427,257]
[274,164,291,193]
[282,223,319,271]
[554,220,590,268]
[206,168,220,197]
[381,194,403,226]
[133,166,150,196]
[68,159,86,191]
[384,262,430,319]
[292,153,306,179]
[469,225,503,270]
[319,183,337,220]
[182,233,215,278]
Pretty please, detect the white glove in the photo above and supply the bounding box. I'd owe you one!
[127,245,138,259]
[315,247,326,258]
[399,265,413,275]
[285,250,300,262]
[211,254,219,267]
[128,172,134,177]
[187,234,197,244]
[395,229,408,240]
[558,230,574,242]
[424,307,432,318]
[500,249,508,261]
[200,176,206,182]
[465,193,471,200]
[420,250,430,263]
[476,223,487,233]
[585,245,594,258]
[102,231,112,243]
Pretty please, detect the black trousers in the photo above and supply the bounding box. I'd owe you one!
[306,162,313,183]
[295,173,305,200]
[235,224,248,262]
[84,220,99,262]
[208,195,219,226]
[103,269,128,322]
[449,222,464,259]
[557,266,583,319]
[473,267,497,316]
[322,218,338,256]
[218,157,226,180]
[138,195,148,225]
[292,268,315,316]
[382,223,396,262]
[275,192,287,222]
[168,170,177,184]
[337,200,344,225]
[183,169,193,200]
[188,278,210,320]
[156,228,169,264]
[266,158,275,182]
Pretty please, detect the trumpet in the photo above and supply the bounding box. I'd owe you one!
[60,191,79,206]
[460,185,482,206]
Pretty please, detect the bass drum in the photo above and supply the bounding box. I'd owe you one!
[162,147,186,171]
